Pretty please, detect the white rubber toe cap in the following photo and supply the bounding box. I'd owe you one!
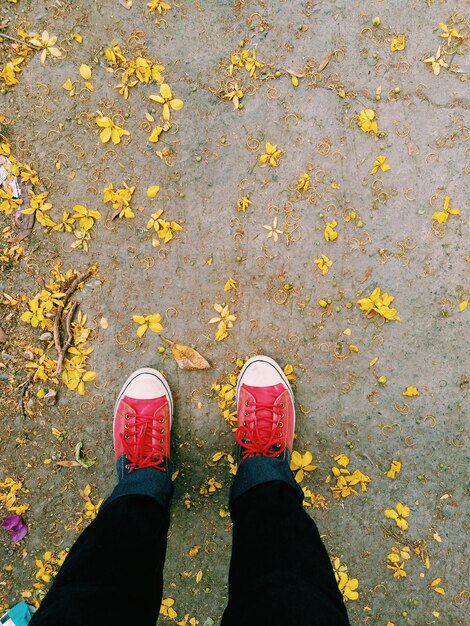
[114,367,173,414]
[237,355,293,394]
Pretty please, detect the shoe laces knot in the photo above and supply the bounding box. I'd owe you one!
[121,412,166,472]
[235,400,285,460]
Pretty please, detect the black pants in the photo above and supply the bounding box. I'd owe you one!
[30,481,350,626]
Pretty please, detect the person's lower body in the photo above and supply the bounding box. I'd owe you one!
[29,488,170,626]
[30,460,348,626]
[222,473,350,626]
[30,358,350,626]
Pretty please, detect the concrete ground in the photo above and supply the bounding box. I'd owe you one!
[0,0,469,624]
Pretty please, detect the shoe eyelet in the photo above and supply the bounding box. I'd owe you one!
[244,411,248,416]
[159,417,165,423]
[245,400,249,406]
[124,434,129,439]
[279,421,283,427]
[125,414,129,420]
[159,438,164,443]
[280,413,284,418]
[280,403,284,408]
[160,428,165,434]
[124,424,129,429]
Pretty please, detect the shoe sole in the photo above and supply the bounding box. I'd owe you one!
[113,367,174,431]
[236,355,296,427]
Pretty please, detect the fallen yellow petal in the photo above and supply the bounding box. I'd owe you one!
[147,185,160,198]
[79,64,92,80]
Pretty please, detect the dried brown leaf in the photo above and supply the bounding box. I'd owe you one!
[318,52,334,72]
[284,69,305,78]
[56,460,81,467]
[360,268,373,283]
[162,336,210,371]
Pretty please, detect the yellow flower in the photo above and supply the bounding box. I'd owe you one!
[333,558,359,601]
[236,195,251,212]
[335,454,350,467]
[314,254,332,275]
[0,187,23,215]
[259,142,283,167]
[28,31,62,64]
[290,451,317,483]
[371,155,391,174]
[243,49,263,77]
[224,277,237,291]
[223,81,244,109]
[149,84,184,122]
[387,547,410,578]
[146,209,183,244]
[19,164,40,185]
[208,303,237,342]
[148,0,172,15]
[230,49,264,78]
[439,23,463,45]
[424,46,448,76]
[432,195,460,224]
[160,598,177,619]
[297,173,310,191]
[262,216,283,242]
[20,190,55,228]
[358,109,379,135]
[20,289,66,330]
[330,457,370,499]
[386,460,402,479]
[283,363,296,382]
[384,502,410,531]
[34,549,68,584]
[95,113,130,144]
[340,576,359,601]
[177,611,198,626]
[386,557,407,579]
[62,78,77,96]
[430,577,445,595]
[105,43,126,66]
[403,386,419,397]
[103,182,136,218]
[357,287,400,321]
[390,35,406,51]
[62,366,96,396]
[207,477,222,493]
[149,126,164,143]
[71,204,101,231]
[0,57,25,85]
[132,314,163,339]
[0,477,29,515]
[324,220,338,241]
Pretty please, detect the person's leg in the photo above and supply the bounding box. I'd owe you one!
[30,494,169,626]
[221,356,350,626]
[30,368,174,626]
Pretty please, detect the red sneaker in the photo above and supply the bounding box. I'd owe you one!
[113,368,173,472]
[235,356,295,462]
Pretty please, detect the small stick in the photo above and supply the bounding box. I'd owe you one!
[55,301,78,376]
[0,32,36,49]
[53,265,95,376]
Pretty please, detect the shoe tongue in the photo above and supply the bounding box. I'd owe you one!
[123,395,166,416]
[243,383,285,422]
